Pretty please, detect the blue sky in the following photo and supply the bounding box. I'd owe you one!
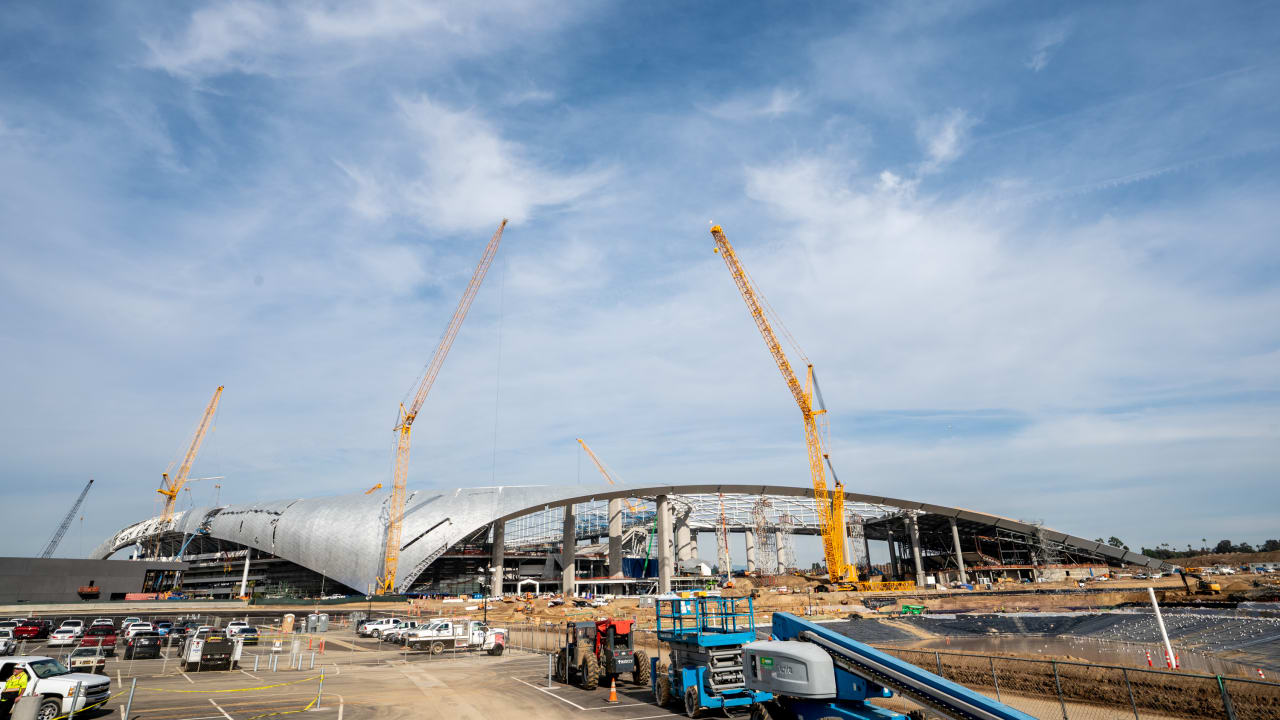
[2,1,1277,560]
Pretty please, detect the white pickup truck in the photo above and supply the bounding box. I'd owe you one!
[0,656,113,720]
[406,619,505,656]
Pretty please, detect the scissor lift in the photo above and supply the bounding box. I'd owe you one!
[651,595,772,717]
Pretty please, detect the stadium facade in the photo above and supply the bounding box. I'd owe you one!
[91,484,1170,599]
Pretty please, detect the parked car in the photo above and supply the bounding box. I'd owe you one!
[46,628,80,648]
[0,656,112,720]
[57,620,84,636]
[0,621,17,632]
[124,622,154,638]
[90,618,114,628]
[118,617,142,632]
[236,628,259,646]
[79,626,117,656]
[0,630,15,656]
[225,621,251,636]
[122,632,162,660]
[357,618,401,638]
[155,621,174,636]
[382,621,422,644]
[67,647,108,675]
[14,620,51,640]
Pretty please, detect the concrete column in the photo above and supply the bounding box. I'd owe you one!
[774,530,785,571]
[949,517,967,584]
[908,514,925,587]
[608,498,624,579]
[744,530,757,573]
[238,550,251,597]
[862,529,873,580]
[676,516,693,568]
[562,504,576,597]
[887,531,899,579]
[491,521,506,595]
[656,495,673,594]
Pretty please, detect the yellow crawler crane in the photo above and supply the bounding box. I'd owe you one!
[157,386,224,524]
[709,226,913,593]
[378,219,508,595]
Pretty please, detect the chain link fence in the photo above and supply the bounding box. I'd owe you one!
[882,647,1280,720]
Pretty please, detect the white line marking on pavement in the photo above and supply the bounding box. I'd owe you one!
[116,670,122,686]
[209,699,234,720]
[335,693,344,720]
[618,715,680,720]
[240,669,261,680]
[510,676,586,710]
[182,671,195,684]
[585,703,649,710]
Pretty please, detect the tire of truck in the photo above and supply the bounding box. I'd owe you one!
[814,585,829,593]
[488,643,504,656]
[683,687,702,719]
[430,641,444,655]
[554,649,569,682]
[632,650,650,686]
[655,665,673,706]
[37,697,61,720]
[580,653,599,690]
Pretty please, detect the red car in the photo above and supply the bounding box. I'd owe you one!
[79,625,118,655]
[13,620,51,640]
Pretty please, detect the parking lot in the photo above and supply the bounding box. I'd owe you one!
[3,624,693,720]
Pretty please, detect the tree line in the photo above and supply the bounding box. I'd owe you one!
[1093,537,1280,560]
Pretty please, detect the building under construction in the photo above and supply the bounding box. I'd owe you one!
[90,483,1170,599]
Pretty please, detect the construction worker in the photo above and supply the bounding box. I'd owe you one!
[0,668,29,719]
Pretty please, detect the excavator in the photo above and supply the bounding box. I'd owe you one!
[1176,568,1221,595]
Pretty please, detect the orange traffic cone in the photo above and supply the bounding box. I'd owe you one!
[606,677,618,704]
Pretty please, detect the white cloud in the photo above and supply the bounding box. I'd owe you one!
[343,95,610,232]
[1027,20,1073,72]
[916,108,977,172]
[701,88,805,120]
[144,2,281,77]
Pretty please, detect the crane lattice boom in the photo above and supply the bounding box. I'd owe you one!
[158,386,224,524]
[40,478,94,558]
[380,218,508,594]
[709,225,854,584]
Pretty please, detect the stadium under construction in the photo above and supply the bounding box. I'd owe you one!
[89,483,1171,600]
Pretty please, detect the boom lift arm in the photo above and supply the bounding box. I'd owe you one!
[747,612,1036,720]
[709,226,853,584]
[379,218,508,594]
[157,386,224,524]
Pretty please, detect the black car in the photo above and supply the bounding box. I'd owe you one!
[123,631,162,659]
[237,627,259,646]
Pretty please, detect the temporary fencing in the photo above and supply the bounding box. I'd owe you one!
[881,647,1280,720]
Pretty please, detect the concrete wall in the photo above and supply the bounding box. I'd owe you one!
[0,557,187,604]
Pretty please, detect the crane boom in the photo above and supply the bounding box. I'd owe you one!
[40,478,94,558]
[157,386,224,524]
[380,218,508,594]
[709,225,854,584]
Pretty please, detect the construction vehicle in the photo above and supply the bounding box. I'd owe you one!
[650,594,773,716]
[39,478,94,558]
[378,219,507,594]
[709,226,911,594]
[157,386,223,524]
[555,619,649,690]
[744,612,1035,720]
[1176,569,1222,595]
[405,619,505,655]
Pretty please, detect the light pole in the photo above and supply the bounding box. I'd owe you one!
[480,567,490,624]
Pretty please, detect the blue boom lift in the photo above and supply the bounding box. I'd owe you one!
[651,595,773,717]
[744,612,1037,720]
